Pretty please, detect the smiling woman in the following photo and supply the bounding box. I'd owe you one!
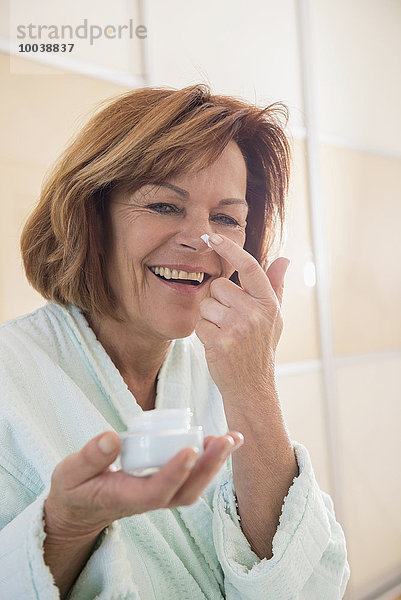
[0,84,350,600]
[85,138,250,350]
[20,85,290,322]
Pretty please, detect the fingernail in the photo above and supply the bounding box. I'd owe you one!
[184,447,200,469]
[220,435,235,459]
[234,433,244,450]
[233,442,244,453]
[209,234,223,245]
[99,433,118,454]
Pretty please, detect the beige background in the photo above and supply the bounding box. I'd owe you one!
[1,1,400,598]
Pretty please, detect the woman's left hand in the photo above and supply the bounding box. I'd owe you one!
[195,234,290,403]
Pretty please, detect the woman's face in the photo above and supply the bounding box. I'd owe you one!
[104,140,248,341]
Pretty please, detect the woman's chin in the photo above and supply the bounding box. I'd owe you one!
[157,319,198,340]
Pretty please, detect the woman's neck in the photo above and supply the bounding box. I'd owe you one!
[85,312,171,410]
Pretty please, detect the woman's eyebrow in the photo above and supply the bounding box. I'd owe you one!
[157,182,248,210]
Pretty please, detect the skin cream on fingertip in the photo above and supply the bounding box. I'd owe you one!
[119,408,204,477]
[200,234,213,248]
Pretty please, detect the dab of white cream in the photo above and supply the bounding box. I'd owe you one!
[200,234,213,248]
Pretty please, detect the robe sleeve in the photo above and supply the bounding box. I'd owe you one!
[0,466,139,600]
[211,441,350,599]
[0,467,60,600]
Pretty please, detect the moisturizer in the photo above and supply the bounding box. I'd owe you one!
[200,233,213,248]
[120,408,204,477]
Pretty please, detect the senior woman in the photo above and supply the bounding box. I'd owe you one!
[0,84,349,599]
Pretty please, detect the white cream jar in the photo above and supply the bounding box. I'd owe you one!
[120,408,204,477]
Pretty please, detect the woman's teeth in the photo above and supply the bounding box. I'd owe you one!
[149,266,205,283]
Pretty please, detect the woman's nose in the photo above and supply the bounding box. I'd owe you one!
[173,221,215,252]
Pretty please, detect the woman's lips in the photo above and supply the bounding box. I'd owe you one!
[147,267,210,294]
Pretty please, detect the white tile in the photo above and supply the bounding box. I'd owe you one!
[146,0,304,129]
[276,369,331,493]
[321,145,401,355]
[310,0,401,156]
[336,354,401,592]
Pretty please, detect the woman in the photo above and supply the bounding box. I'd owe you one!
[0,84,350,599]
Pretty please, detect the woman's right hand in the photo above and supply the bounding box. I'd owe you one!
[44,430,244,541]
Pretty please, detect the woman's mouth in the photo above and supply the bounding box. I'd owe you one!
[147,266,211,294]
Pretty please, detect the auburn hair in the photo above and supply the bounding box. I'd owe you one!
[20,84,292,320]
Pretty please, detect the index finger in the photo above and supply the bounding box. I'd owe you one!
[201,233,270,299]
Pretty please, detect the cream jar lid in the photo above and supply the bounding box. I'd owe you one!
[126,408,193,433]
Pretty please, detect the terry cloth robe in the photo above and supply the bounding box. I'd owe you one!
[0,302,350,599]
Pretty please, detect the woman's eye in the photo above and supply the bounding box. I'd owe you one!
[148,203,178,213]
[147,204,240,227]
[214,214,240,227]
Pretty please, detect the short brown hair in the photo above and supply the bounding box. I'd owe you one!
[20,84,292,320]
